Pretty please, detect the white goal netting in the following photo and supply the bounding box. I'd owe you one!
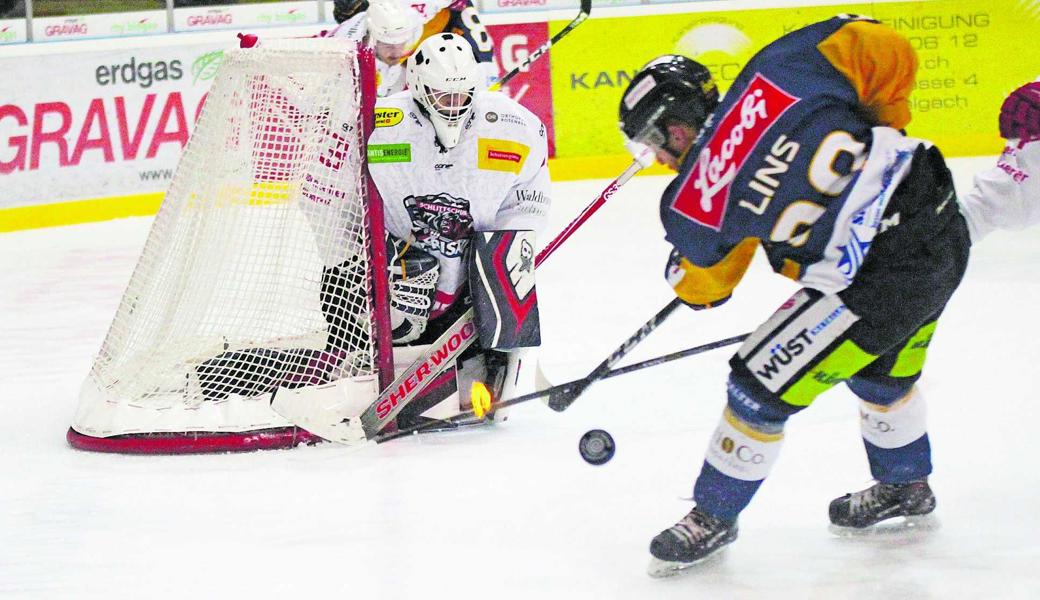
[71,39,390,445]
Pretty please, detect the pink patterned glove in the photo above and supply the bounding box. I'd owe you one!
[999,81,1040,144]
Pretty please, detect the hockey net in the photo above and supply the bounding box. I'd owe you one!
[68,38,393,453]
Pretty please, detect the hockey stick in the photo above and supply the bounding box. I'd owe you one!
[350,157,649,437]
[493,0,592,90]
[546,297,684,411]
[535,156,647,260]
[280,156,650,444]
[378,330,752,442]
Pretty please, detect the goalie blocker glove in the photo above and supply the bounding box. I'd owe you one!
[469,230,540,349]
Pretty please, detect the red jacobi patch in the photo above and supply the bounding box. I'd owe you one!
[671,73,799,230]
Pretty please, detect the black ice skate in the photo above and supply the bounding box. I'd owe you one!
[647,506,738,578]
[829,479,936,531]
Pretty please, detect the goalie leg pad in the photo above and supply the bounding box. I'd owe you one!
[469,230,540,350]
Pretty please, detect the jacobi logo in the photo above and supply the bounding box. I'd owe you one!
[375,322,477,420]
[477,138,529,174]
[374,107,403,128]
[672,73,799,230]
[0,26,16,43]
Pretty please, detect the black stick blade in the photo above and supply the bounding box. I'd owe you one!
[547,381,590,412]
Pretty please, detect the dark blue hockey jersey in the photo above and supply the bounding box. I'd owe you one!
[662,16,923,306]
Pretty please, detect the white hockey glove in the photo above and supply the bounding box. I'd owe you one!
[387,235,439,344]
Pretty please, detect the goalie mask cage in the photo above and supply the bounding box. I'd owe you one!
[67,39,393,454]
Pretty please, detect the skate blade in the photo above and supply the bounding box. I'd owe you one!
[646,548,727,578]
[828,513,939,538]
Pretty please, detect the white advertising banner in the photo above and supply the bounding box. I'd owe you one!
[476,0,642,13]
[0,41,238,208]
[0,17,28,45]
[31,11,168,42]
[174,1,320,32]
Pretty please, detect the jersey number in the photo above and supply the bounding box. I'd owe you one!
[770,131,867,245]
[460,7,493,54]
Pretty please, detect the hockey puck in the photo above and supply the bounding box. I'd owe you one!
[579,429,615,465]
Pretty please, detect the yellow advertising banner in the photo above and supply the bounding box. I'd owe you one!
[549,1,1040,161]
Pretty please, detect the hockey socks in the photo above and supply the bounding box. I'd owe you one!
[694,406,785,521]
[857,386,932,483]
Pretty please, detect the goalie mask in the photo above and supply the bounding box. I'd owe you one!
[618,55,719,158]
[407,33,481,149]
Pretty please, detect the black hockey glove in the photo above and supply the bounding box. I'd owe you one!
[333,0,369,23]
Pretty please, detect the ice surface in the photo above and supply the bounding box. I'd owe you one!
[2,156,1038,598]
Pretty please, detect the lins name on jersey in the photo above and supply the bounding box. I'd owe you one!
[659,16,934,302]
[369,90,551,316]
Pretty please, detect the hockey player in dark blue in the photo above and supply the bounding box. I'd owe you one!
[619,15,982,576]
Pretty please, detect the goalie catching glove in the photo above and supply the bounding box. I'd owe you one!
[387,235,439,344]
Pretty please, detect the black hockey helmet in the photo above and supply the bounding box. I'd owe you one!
[619,55,719,152]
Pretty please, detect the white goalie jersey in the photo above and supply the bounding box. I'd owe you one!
[368,90,551,317]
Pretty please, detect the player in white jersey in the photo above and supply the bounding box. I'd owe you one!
[959,81,1040,241]
[329,0,498,97]
[328,0,425,97]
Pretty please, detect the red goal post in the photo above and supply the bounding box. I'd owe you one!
[67,39,393,454]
